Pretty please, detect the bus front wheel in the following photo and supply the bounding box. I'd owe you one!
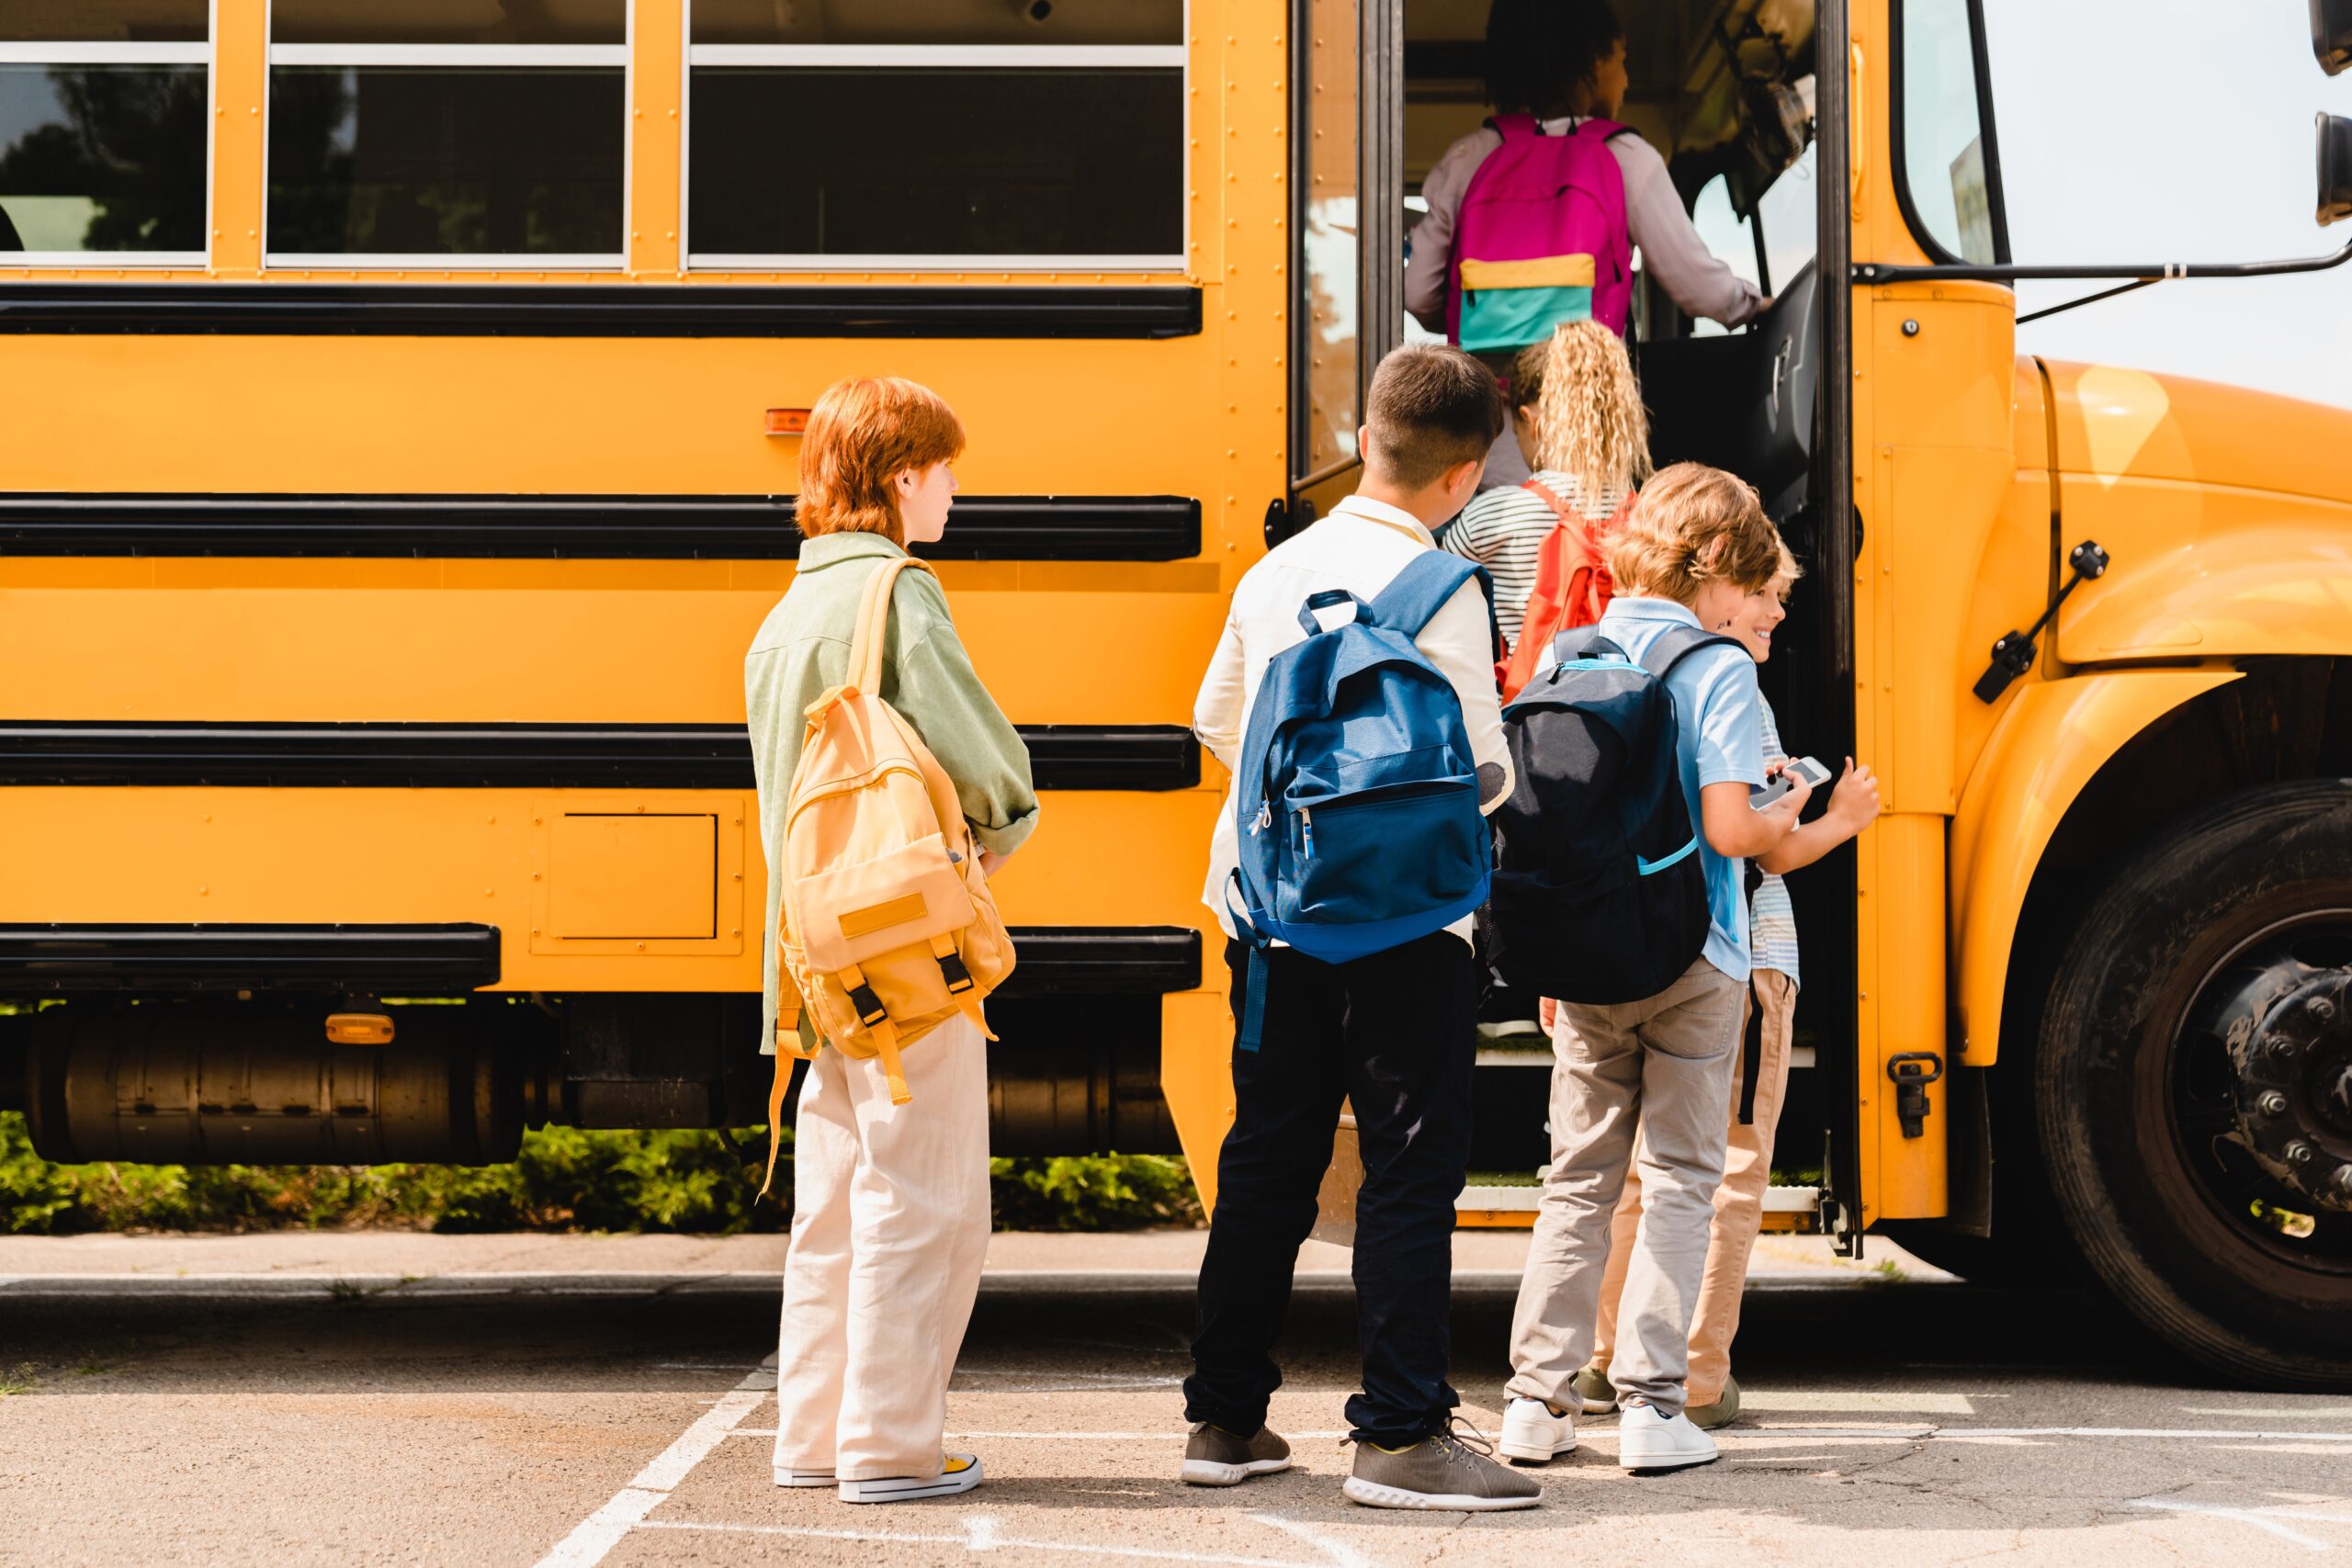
[2039,782,2352,1390]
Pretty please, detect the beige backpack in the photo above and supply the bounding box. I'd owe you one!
[763,556,1015,1188]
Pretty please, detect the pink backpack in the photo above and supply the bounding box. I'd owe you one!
[1446,114,1635,352]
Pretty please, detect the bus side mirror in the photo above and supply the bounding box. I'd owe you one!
[2317,0,2352,74]
[2320,114,2352,226]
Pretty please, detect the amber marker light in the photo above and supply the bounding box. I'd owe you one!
[765,408,810,436]
[325,1012,395,1045]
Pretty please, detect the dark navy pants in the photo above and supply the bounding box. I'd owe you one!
[1184,932,1477,1446]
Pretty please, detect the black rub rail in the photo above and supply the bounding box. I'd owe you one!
[0,923,503,992]
[0,283,1204,339]
[0,721,1201,793]
[0,493,1203,561]
[0,922,1203,997]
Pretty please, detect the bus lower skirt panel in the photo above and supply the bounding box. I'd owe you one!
[0,989,1186,1165]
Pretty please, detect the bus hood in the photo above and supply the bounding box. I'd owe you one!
[2042,360,2352,505]
[2043,360,2352,663]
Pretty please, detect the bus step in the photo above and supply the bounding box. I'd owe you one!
[1454,1182,1825,1233]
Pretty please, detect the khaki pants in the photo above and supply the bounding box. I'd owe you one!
[1592,967,1796,1406]
[774,1013,990,1483]
[1506,956,1747,1419]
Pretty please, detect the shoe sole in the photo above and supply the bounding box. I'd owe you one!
[1619,1450,1720,1475]
[1342,1477,1539,1511]
[839,1461,985,1504]
[1497,1428,1577,1464]
[774,1471,836,1488]
[1181,1456,1294,1486]
[1576,1394,1619,1416]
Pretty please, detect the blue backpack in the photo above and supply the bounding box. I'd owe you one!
[1227,551,1496,972]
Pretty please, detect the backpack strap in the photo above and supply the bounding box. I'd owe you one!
[1549,624,1633,668]
[834,958,912,1105]
[1487,112,1542,142]
[847,554,937,694]
[1636,622,1749,683]
[1368,549,1491,643]
[1296,587,1372,637]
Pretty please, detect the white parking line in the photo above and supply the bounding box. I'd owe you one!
[865,1424,2352,1447]
[1250,1512,1378,1568]
[533,1357,777,1568]
[2130,1498,2352,1551]
[635,1517,1326,1566]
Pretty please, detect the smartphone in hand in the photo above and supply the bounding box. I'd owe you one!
[1750,755,1832,809]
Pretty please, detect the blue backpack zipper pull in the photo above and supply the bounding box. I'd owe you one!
[1250,800,1272,837]
[1300,807,1315,858]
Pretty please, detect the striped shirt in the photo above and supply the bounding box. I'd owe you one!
[1751,697,1803,987]
[1439,468,1629,648]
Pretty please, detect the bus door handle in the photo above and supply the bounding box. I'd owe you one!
[1887,1051,1944,1139]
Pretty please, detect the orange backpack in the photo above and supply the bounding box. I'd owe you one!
[762,556,1016,1189]
[1498,480,1635,703]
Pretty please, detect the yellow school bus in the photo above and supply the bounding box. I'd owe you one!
[5,0,2352,1389]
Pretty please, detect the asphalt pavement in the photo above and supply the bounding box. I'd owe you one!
[4,1230,2350,1567]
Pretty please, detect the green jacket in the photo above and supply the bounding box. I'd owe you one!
[745,531,1040,1055]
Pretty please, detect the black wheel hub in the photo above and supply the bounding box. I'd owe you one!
[2209,953,2352,1212]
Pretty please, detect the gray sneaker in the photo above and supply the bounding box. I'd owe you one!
[1182,1423,1293,1486]
[1342,1426,1541,1510]
[1687,1374,1742,1431]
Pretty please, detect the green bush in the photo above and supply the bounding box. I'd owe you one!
[0,1111,1199,1235]
[988,1154,1204,1231]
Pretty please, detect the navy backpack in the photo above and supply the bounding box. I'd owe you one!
[1228,552,1496,974]
[1480,621,1744,1006]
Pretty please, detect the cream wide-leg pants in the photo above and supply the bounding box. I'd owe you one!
[772,1013,991,1483]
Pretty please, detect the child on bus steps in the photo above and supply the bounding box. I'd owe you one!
[1439,319,1648,666]
[1497,466,1807,1473]
[1571,543,1881,1430]
[746,377,1039,1505]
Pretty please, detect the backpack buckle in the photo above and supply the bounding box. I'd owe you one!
[847,983,889,1028]
[937,950,976,995]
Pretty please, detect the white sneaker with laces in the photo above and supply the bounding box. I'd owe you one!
[1497,1396,1577,1463]
[838,1453,984,1503]
[1616,1400,1718,1472]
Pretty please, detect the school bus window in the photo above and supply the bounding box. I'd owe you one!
[0,1,209,264]
[1295,0,1363,481]
[1897,0,2002,265]
[683,0,1184,268]
[1686,174,1762,339]
[265,0,628,265]
[1755,140,1818,294]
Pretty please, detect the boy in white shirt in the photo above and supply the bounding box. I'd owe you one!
[1182,345,1536,1511]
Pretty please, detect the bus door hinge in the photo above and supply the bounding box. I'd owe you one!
[1972,539,2110,703]
[1264,497,1316,550]
[1887,1052,1945,1138]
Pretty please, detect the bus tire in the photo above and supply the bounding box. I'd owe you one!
[2038,782,2352,1391]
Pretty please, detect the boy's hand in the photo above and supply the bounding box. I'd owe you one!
[978,848,1004,880]
[1826,758,1881,831]
[1540,997,1557,1032]
[1763,769,1813,833]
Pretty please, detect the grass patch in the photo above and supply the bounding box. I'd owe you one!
[0,1364,35,1397]
[1,1111,1198,1235]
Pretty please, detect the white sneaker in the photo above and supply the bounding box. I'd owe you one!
[838,1453,984,1503]
[1497,1397,1577,1463]
[1616,1401,1718,1473]
[774,1466,834,1488]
